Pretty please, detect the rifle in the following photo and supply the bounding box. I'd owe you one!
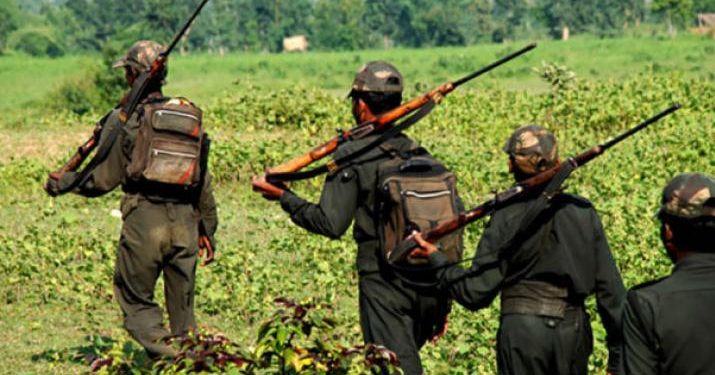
[45,0,211,196]
[265,43,537,182]
[388,104,683,264]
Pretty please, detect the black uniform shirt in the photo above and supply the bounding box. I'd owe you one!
[431,193,626,370]
[280,133,417,273]
[623,252,715,375]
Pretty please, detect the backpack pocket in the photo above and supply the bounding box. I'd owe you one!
[143,137,201,186]
[379,159,463,266]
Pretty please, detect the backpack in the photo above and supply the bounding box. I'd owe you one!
[376,141,463,267]
[127,97,205,189]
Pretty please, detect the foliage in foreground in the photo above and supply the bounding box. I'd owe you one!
[45,299,401,374]
[1,72,713,373]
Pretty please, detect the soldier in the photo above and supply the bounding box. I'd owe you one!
[252,61,455,375]
[622,173,715,375]
[411,125,625,375]
[45,40,218,358]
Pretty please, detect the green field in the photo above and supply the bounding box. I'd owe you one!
[1,35,714,120]
[1,37,714,373]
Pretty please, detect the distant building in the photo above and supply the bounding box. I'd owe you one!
[693,14,715,37]
[697,13,715,28]
[283,35,309,53]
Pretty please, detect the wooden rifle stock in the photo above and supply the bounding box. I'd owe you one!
[268,43,537,175]
[388,104,682,263]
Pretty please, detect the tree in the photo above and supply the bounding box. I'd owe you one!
[652,0,695,36]
[0,0,22,52]
[363,0,415,48]
[492,0,528,41]
[411,0,467,46]
[310,0,368,51]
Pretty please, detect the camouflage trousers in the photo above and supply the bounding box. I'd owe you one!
[113,194,200,358]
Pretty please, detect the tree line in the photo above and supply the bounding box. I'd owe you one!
[1,0,714,57]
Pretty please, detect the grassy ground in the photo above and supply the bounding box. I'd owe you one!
[0,36,714,373]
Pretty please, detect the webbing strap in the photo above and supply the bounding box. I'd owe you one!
[266,100,437,184]
[56,110,120,195]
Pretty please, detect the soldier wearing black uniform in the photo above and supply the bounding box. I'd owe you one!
[252,61,453,375]
[412,125,625,375]
[622,173,715,375]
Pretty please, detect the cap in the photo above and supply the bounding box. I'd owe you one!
[660,173,715,220]
[503,125,559,175]
[112,40,165,71]
[349,61,403,96]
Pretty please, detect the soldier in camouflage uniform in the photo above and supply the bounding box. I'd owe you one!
[412,125,626,375]
[622,173,715,375]
[252,61,452,375]
[45,41,218,358]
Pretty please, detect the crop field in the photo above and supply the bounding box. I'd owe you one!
[0,37,714,373]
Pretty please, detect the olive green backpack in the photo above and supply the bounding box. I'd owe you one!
[127,97,205,189]
[377,141,463,267]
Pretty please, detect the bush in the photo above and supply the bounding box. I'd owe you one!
[8,27,64,58]
[48,44,126,115]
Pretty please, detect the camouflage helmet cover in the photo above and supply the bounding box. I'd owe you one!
[350,61,404,95]
[503,125,559,175]
[659,173,715,220]
[112,40,166,71]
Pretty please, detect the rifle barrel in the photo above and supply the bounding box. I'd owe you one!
[164,0,211,57]
[601,103,682,150]
[452,43,537,88]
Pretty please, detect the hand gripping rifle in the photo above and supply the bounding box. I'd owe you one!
[44,0,211,196]
[387,104,683,264]
[265,44,537,184]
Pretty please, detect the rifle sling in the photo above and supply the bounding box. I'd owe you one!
[57,111,120,195]
[266,99,437,184]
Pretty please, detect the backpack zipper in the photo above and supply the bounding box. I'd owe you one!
[403,190,451,199]
[156,110,199,121]
[152,149,197,158]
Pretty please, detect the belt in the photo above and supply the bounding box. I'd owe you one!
[500,280,579,319]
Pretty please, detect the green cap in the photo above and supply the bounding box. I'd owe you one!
[112,40,165,71]
[350,61,403,95]
[660,173,715,220]
[503,125,559,175]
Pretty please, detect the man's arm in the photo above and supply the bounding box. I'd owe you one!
[56,111,126,197]
[198,173,218,239]
[592,209,627,374]
[279,168,359,239]
[622,291,659,375]
[425,216,507,311]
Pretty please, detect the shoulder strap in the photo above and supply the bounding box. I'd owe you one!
[57,110,122,194]
[266,99,436,184]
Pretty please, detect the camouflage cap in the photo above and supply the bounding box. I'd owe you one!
[350,61,403,95]
[659,173,715,220]
[503,125,559,175]
[112,40,166,71]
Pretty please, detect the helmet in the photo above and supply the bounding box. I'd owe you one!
[659,173,715,220]
[349,61,403,96]
[503,125,559,176]
[112,40,165,72]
